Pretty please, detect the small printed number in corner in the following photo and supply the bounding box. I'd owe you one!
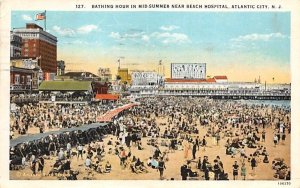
[76,4,85,8]
[278,181,291,186]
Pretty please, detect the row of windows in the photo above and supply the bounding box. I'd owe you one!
[20,33,38,38]
[13,74,32,85]
[24,43,36,47]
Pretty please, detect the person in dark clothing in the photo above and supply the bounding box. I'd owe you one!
[37,156,44,175]
[251,157,256,170]
[216,156,224,173]
[125,133,132,148]
[48,142,56,156]
[263,155,269,163]
[213,159,221,180]
[154,146,161,159]
[202,156,210,180]
[202,136,207,151]
[192,142,197,160]
[180,165,188,180]
[137,141,143,150]
[202,156,208,171]
[204,166,210,180]
[286,168,291,180]
[262,129,266,142]
[105,161,112,173]
[158,158,166,179]
[67,170,78,180]
[216,133,221,146]
[197,157,202,170]
[39,126,44,134]
[31,159,37,175]
[64,159,71,173]
[282,133,286,142]
[232,161,239,180]
[195,136,200,150]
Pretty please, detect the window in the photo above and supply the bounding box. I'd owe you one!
[26,75,31,85]
[15,74,20,84]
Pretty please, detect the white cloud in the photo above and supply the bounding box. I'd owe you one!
[22,14,32,21]
[109,32,122,40]
[77,24,98,34]
[52,25,76,37]
[141,35,150,42]
[160,25,179,31]
[151,32,190,44]
[53,24,98,37]
[231,32,287,42]
[124,32,144,39]
[109,31,146,42]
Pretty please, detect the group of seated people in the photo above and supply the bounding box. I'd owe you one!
[180,162,199,180]
[48,159,71,176]
[272,159,290,180]
[90,160,112,174]
[225,133,266,157]
[129,157,148,173]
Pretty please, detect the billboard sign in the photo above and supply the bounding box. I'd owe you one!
[171,63,206,79]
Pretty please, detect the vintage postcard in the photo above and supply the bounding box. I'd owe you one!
[0,0,300,187]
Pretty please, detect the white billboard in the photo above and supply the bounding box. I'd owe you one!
[131,71,161,85]
[171,63,206,79]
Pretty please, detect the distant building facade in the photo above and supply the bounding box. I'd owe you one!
[12,23,57,79]
[10,31,22,58]
[117,68,131,84]
[129,62,290,99]
[98,68,112,81]
[10,58,42,92]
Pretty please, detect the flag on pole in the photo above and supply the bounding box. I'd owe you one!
[35,12,46,20]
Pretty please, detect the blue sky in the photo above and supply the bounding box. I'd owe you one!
[11,11,291,83]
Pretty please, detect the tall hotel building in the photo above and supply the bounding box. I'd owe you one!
[12,23,57,78]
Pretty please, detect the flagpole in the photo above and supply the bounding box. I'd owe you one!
[44,10,47,31]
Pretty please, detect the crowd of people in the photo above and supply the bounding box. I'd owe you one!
[11,93,92,103]
[10,96,291,180]
[10,101,123,138]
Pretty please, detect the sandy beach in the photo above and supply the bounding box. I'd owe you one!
[10,100,290,180]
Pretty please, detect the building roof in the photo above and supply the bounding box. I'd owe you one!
[63,72,99,78]
[10,66,36,73]
[26,23,43,30]
[213,76,228,80]
[13,24,57,43]
[39,81,92,91]
[165,78,216,83]
[95,94,119,100]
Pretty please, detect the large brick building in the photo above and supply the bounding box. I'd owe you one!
[12,23,57,78]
